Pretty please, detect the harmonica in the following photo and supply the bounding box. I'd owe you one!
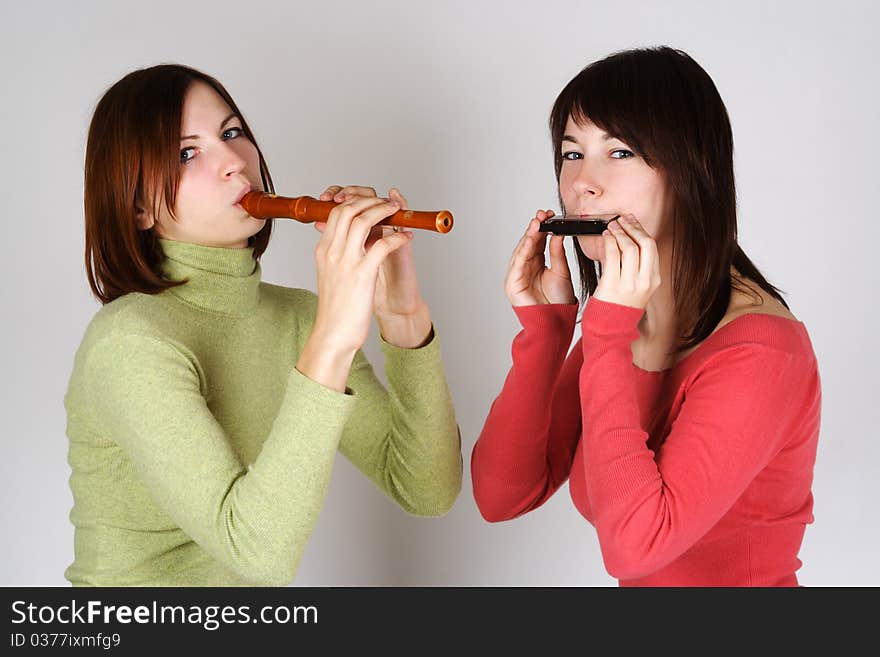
[538,214,620,235]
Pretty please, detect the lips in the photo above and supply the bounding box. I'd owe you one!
[234,185,253,205]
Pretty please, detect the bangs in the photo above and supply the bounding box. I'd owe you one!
[135,75,189,223]
[550,47,698,172]
[562,62,649,161]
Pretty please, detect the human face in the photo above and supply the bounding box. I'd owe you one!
[144,81,264,248]
[558,116,669,260]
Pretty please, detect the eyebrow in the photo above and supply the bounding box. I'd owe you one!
[180,112,239,141]
[562,132,617,144]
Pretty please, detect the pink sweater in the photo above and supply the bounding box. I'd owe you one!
[472,298,821,586]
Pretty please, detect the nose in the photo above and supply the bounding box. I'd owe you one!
[571,162,603,198]
[221,141,248,179]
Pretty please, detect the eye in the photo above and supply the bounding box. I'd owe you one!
[561,151,583,161]
[180,146,197,165]
[611,149,635,159]
[222,126,244,140]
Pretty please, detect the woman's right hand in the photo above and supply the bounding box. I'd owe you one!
[297,196,412,391]
[504,210,577,307]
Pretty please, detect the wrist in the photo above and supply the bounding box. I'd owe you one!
[296,331,358,392]
[592,289,648,310]
[376,302,433,349]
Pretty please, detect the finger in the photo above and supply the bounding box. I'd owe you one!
[365,224,399,250]
[507,218,540,269]
[608,220,639,279]
[320,185,344,201]
[316,201,345,256]
[651,244,661,289]
[625,214,657,258]
[534,225,549,259]
[508,218,543,270]
[615,214,652,244]
[601,229,620,282]
[384,225,414,240]
[369,225,414,253]
[322,189,373,246]
[327,196,389,256]
[513,232,546,278]
[314,222,327,233]
[548,234,569,274]
[334,185,378,202]
[530,211,550,256]
[361,231,414,272]
[535,208,555,222]
[388,187,409,210]
[616,215,658,285]
[344,200,402,260]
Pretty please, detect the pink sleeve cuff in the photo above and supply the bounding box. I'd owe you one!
[581,297,644,337]
[512,303,579,335]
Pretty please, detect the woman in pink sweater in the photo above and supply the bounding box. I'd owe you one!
[471,46,821,586]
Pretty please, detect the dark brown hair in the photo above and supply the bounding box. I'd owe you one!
[84,64,274,304]
[550,46,787,351]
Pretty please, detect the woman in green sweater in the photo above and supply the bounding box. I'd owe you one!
[64,64,462,586]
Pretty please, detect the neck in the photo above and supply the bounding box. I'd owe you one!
[158,238,261,316]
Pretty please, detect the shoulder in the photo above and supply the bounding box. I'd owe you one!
[73,292,198,376]
[81,292,173,345]
[684,316,818,394]
[679,277,810,363]
[721,278,799,326]
[67,294,197,411]
[720,279,813,359]
[676,283,817,384]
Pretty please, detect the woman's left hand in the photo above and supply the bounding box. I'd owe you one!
[316,185,432,347]
[593,214,661,310]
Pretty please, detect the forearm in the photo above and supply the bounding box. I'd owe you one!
[472,303,580,520]
[382,329,461,515]
[213,368,354,583]
[339,329,462,516]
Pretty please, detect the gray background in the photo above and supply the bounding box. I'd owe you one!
[1,0,876,585]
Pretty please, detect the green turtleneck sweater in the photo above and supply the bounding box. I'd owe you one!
[64,238,462,586]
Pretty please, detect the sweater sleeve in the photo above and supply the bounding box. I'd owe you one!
[471,303,582,521]
[579,298,815,580]
[82,332,357,587]
[336,326,463,516]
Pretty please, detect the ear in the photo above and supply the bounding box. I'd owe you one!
[135,205,155,231]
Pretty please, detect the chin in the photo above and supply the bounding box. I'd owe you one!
[244,218,266,239]
[220,216,265,246]
[577,235,602,260]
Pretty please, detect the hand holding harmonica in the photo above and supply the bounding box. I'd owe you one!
[240,191,454,234]
[505,209,578,307]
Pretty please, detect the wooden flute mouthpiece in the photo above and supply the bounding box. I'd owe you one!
[239,192,454,234]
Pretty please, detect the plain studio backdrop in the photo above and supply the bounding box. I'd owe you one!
[1,0,876,586]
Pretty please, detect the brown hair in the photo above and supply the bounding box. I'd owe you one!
[549,46,787,351]
[84,64,274,304]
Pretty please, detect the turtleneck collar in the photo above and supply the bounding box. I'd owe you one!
[158,238,261,315]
